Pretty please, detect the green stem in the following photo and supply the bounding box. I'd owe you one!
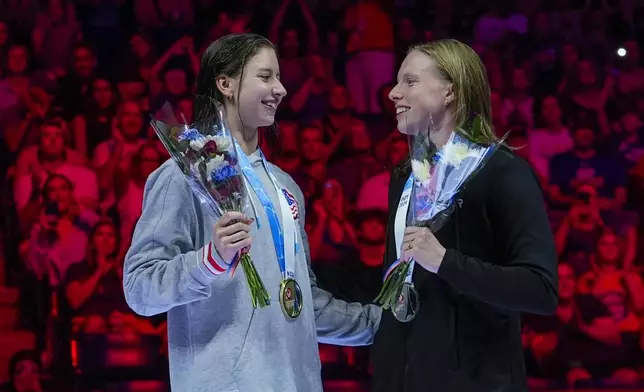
[375,262,410,309]
[240,253,270,308]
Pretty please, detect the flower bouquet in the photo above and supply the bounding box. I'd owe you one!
[375,116,500,311]
[150,97,270,308]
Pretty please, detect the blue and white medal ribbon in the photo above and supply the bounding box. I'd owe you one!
[386,174,420,322]
[235,142,302,318]
[383,175,415,284]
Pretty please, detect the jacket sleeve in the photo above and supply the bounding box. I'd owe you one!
[284,174,381,346]
[123,163,230,317]
[437,155,558,315]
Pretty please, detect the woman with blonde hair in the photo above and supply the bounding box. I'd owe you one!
[370,39,558,391]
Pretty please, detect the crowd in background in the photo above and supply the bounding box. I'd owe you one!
[1,0,644,390]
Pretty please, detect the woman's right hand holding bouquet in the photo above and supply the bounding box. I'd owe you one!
[213,211,254,263]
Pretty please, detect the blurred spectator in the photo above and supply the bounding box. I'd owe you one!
[549,126,627,209]
[528,95,573,182]
[13,119,98,234]
[356,136,408,211]
[269,0,320,98]
[24,173,99,287]
[65,220,155,335]
[308,179,358,264]
[0,350,47,392]
[92,100,146,211]
[327,119,382,202]
[70,77,118,158]
[53,43,97,120]
[32,0,80,72]
[343,0,394,114]
[115,143,163,243]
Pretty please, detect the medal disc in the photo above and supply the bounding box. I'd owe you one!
[279,279,303,319]
[392,283,420,323]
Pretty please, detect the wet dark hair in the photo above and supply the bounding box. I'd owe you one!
[193,33,275,123]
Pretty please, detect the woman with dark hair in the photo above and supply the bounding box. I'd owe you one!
[66,220,156,334]
[123,33,380,392]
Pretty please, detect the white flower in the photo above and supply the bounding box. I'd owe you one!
[411,159,431,184]
[205,135,232,152]
[442,142,475,167]
[205,154,227,181]
[189,136,207,151]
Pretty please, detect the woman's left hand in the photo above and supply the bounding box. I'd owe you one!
[401,226,447,274]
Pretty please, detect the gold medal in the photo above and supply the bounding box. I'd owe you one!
[279,279,303,319]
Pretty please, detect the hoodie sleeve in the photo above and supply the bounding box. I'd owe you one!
[123,162,231,317]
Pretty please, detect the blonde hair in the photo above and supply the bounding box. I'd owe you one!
[410,39,501,146]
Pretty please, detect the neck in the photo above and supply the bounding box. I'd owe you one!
[227,112,258,155]
[430,117,456,149]
[41,155,64,169]
[430,110,458,148]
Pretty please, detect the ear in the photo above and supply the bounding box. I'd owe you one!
[215,75,236,98]
[445,83,455,106]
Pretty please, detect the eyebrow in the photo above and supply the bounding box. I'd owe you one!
[397,72,420,82]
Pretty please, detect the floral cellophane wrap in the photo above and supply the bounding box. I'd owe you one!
[150,97,270,308]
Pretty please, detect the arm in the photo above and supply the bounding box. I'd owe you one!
[292,181,381,345]
[437,155,559,315]
[296,0,320,53]
[289,78,315,113]
[66,269,105,310]
[554,215,571,256]
[268,0,290,44]
[123,164,229,316]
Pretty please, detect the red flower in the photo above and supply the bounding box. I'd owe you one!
[204,139,218,155]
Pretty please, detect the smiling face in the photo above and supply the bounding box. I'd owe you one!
[388,50,452,135]
[232,47,287,129]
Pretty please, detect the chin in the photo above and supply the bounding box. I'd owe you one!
[257,116,276,128]
[396,118,422,136]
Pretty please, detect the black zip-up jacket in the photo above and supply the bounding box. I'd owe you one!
[371,147,558,392]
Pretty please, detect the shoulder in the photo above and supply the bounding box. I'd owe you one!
[477,147,544,200]
[487,147,536,181]
[268,163,303,197]
[144,159,191,198]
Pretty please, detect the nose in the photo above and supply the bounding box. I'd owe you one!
[273,80,287,98]
[388,84,402,102]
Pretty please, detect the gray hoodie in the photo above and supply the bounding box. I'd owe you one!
[123,151,381,392]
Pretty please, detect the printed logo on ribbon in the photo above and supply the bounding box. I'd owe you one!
[281,189,300,221]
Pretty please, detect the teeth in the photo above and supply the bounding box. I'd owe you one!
[263,101,276,109]
[396,107,410,115]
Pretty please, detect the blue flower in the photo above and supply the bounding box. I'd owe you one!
[211,164,239,183]
[178,128,202,142]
